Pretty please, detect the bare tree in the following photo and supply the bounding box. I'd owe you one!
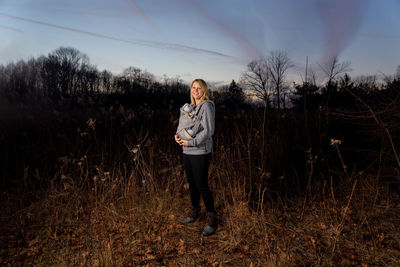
[100,70,113,94]
[240,57,271,107]
[353,75,378,92]
[123,66,155,89]
[78,64,99,95]
[307,68,318,86]
[319,56,351,104]
[267,50,293,109]
[240,58,271,167]
[55,47,89,95]
[319,56,351,87]
[42,47,90,97]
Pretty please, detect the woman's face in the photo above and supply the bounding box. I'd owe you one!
[191,81,204,102]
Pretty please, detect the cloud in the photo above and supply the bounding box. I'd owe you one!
[360,33,400,40]
[185,0,262,61]
[316,0,366,64]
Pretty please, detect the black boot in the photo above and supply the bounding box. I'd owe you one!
[179,206,200,224]
[202,212,218,236]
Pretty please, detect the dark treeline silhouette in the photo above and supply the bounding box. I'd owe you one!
[0,47,190,109]
[1,46,399,202]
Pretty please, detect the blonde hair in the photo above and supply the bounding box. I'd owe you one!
[190,78,210,105]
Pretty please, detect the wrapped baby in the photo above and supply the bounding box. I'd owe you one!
[176,103,198,140]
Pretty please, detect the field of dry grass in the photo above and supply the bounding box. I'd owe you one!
[1,99,400,266]
[1,170,399,266]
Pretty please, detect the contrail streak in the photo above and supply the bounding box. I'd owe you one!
[187,0,262,60]
[0,13,234,59]
[0,24,23,33]
[317,0,365,64]
[128,0,159,32]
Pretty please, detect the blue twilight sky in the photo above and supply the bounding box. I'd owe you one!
[0,0,399,85]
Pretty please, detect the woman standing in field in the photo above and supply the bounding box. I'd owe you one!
[174,78,217,236]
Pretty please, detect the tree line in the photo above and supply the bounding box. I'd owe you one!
[1,46,399,111]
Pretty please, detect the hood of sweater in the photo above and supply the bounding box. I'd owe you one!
[193,100,214,114]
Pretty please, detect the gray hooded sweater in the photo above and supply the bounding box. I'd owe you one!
[179,100,215,155]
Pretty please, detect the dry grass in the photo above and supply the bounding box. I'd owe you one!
[1,163,399,266]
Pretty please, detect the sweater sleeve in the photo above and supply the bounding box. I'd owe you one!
[187,102,215,147]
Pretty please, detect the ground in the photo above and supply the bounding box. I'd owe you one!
[1,180,400,266]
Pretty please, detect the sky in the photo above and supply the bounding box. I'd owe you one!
[0,0,399,85]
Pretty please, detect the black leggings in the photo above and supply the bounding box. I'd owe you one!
[182,153,215,213]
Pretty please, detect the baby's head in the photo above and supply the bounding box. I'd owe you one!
[182,103,193,113]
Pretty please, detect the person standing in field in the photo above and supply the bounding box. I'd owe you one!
[174,78,217,236]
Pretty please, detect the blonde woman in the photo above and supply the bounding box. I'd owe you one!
[174,78,217,236]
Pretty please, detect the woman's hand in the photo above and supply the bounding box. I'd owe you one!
[174,135,189,147]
